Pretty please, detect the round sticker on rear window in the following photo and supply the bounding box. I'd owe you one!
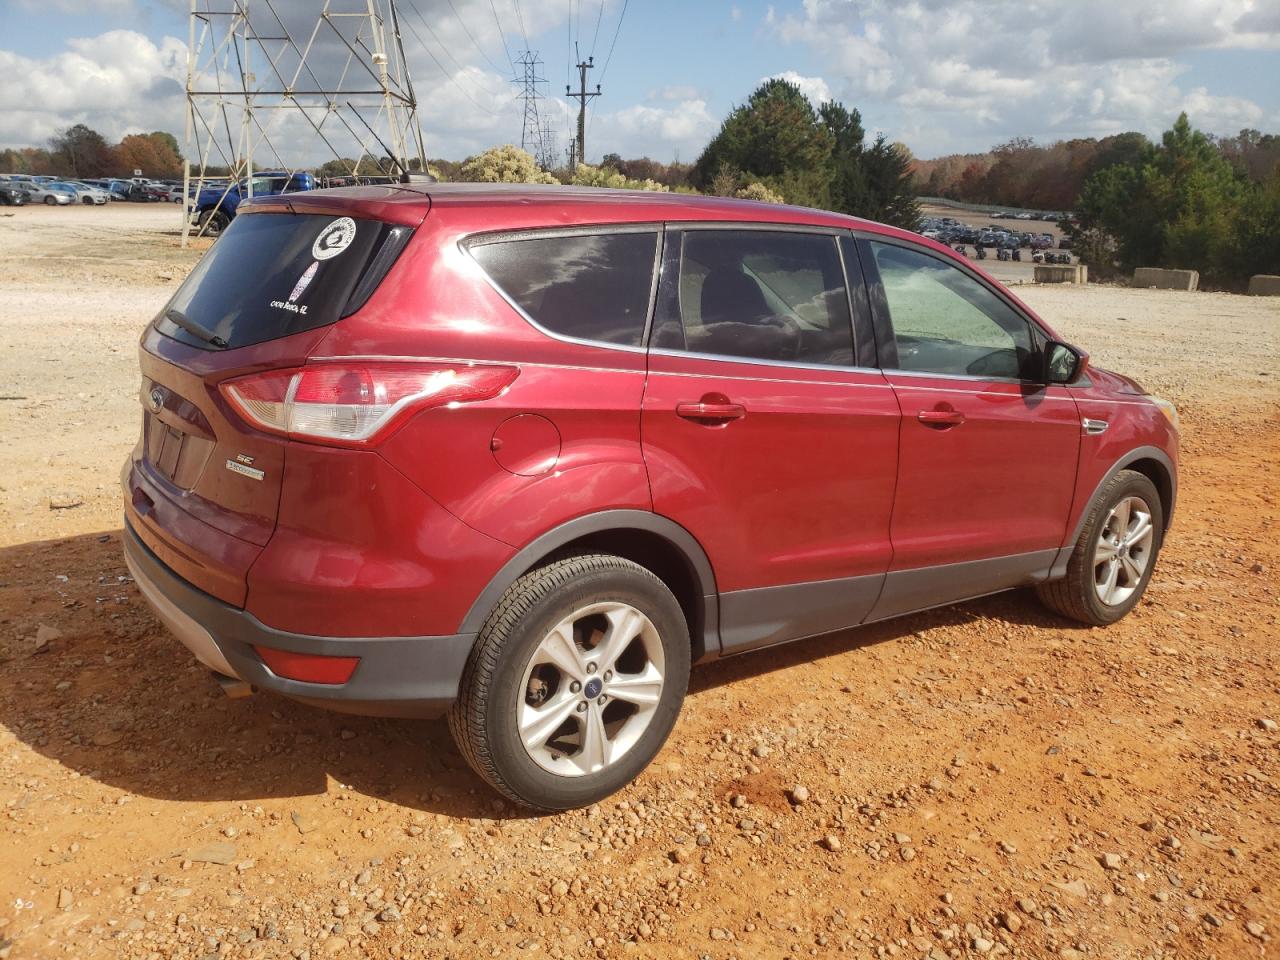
[312,217,357,260]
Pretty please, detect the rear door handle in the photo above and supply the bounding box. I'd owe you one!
[917,409,965,427]
[676,401,746,423]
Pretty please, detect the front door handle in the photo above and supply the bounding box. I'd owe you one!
[676,401,746,424]
[917,408,965,428]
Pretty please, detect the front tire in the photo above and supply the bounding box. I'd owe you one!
[1037,469,1163,625]
[200,211,230,237]
[449,554,690,811]
[44,195,56,205]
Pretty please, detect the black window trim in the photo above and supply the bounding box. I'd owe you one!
[853,231,1052,385]
[649,222,875,373]
[461,223,663,355]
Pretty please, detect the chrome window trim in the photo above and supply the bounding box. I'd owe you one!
[884,367,1037,386]
[671,220,850,237]
[460,225,662,356]
[649,346,883,377]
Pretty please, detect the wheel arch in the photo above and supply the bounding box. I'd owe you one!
[1069,445,1177,546]
[458,510,720,663]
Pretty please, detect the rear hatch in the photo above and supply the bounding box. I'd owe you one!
[126,196,424,605]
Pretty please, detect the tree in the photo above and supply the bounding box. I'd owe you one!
[820,100,865,214]
[692,79,834,207]
[847,135,921,230]
[49,124,113,177]
[1072,113,1268,289]
[113,132,182,178]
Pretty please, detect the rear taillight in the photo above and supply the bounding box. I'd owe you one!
[220,362,517,446]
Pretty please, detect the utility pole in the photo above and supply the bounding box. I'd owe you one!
[514,50,545,161]
[565,44,599,171]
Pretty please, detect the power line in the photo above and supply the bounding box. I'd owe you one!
[399,0,504,115]
[596,0,628,86]
[585,0,627,151]
[510,0,530,53]
[487,0,515,74]
[589,0,605,59]
[403,0,507,97]
[445,0,508,77]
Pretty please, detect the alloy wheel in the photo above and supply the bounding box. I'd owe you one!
[517,601,665,777]
[1093,495,1154,606]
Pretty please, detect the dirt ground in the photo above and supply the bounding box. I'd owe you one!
[0,203,1277,960]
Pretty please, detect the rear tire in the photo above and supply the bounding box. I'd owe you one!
[1037,469,1163,625]
[449,554,690,811]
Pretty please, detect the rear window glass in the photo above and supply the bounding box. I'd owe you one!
[470,231,658,346]
[159,212,403,350]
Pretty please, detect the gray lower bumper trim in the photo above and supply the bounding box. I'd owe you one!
[123,521,477,718]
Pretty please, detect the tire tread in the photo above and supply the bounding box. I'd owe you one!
[1036,469,1159,626]
[448,553,674,811]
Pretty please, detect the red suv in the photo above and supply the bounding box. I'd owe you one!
[123,184,1178,810]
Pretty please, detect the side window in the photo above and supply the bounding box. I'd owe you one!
[470,231,658,347]
[653,230,854,366]
[870,242,1035,379]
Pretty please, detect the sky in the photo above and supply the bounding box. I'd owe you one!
[1,0,1278,167]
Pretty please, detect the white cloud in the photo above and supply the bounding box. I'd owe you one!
[590,98,718,161]
[0,31,186,147]
[765,71,832,107]
[771,0,1278,155]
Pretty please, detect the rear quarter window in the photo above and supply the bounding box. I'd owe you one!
[469,230,659,347]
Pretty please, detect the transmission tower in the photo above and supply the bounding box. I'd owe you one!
[183,0,426,244]
[513,50,546,164]
[538,119,558,172]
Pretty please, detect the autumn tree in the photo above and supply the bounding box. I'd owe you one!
[113,132,183,178]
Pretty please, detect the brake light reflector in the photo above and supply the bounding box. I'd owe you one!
[254,646,360,685]
[220,362,517,445]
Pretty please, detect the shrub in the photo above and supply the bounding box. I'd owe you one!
[735,181,786,203]
[456,145,558,185]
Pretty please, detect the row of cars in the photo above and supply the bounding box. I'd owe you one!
[920,216,1073,251]
[0,174,186,207]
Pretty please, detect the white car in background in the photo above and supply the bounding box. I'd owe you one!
[60,181,110,205]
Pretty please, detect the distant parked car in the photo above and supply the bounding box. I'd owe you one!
[1058,237,1073,250]
[60,181,110,205]
[0,183,28,206]
[168,185,187,203]
[23,183,74,205]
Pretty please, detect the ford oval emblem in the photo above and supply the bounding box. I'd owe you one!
[148,387,165,412]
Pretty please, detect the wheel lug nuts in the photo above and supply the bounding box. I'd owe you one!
[586,663,597,674]
[570,681,581,693]
[576,702,588,713]
[597,695,607,705]
[603,671,612,682]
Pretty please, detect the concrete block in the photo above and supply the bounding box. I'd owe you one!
[1247,274,1280,296]
[1133,267,1199,291]
[1034,265,1085,284]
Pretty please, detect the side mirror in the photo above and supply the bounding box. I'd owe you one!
[1044,341,1089,385]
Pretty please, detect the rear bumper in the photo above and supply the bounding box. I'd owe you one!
[123,520,476,718]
